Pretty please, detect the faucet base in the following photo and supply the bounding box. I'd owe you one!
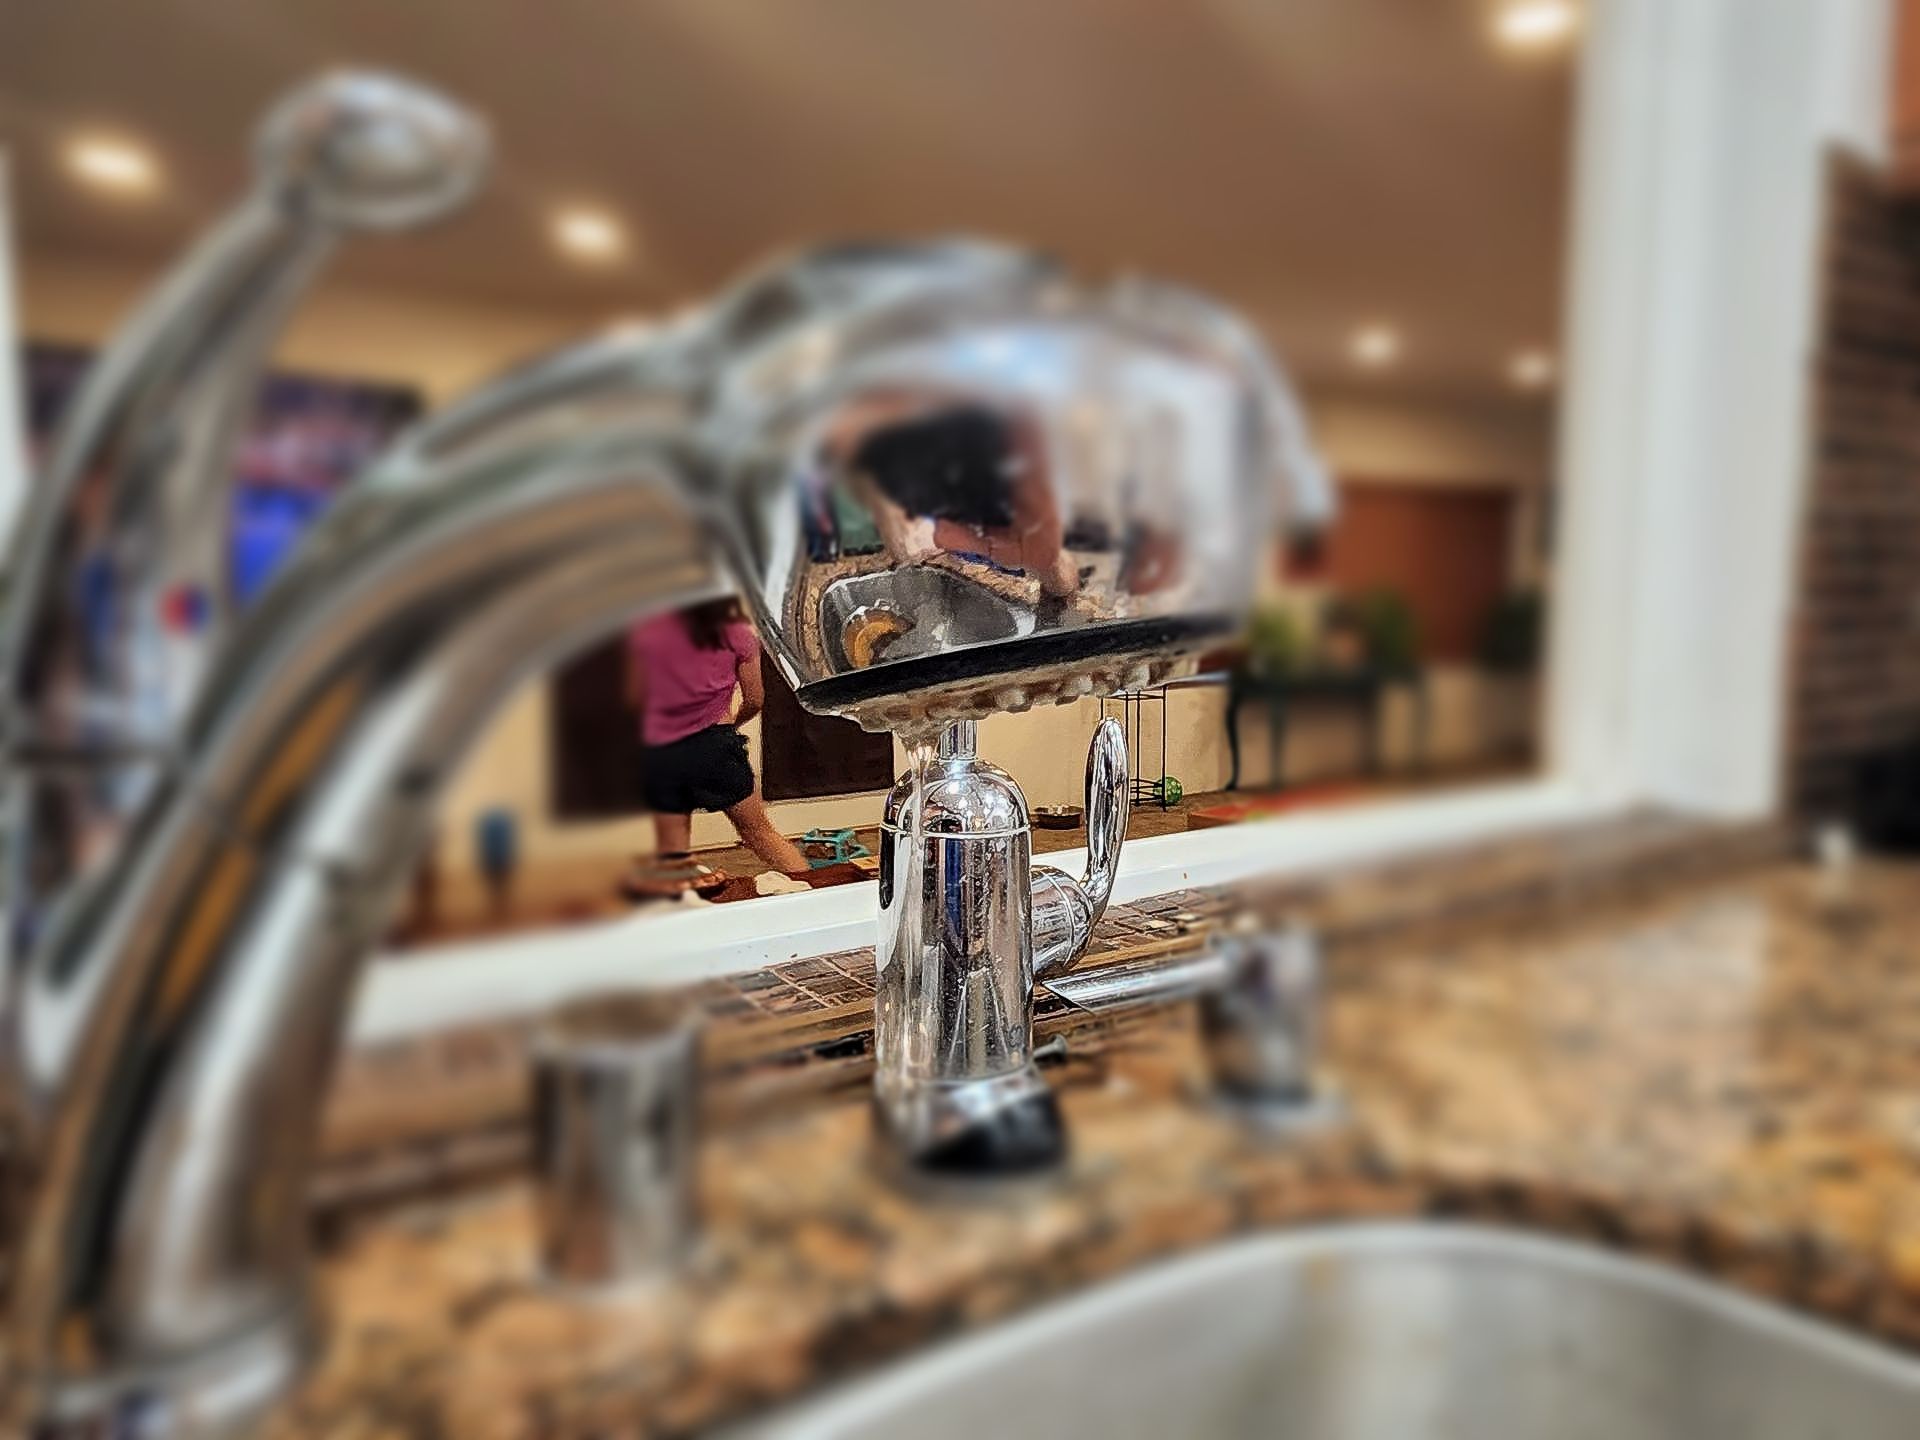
[873,1065,1066,1180]
[5,1301,317,1440]
[1202,1080,1349,1140]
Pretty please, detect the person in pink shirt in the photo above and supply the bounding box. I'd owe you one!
[627,598,808,873]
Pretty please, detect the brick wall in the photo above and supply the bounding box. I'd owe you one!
[1788,157,1920,819]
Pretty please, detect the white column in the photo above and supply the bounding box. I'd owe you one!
[1549,0,1894,817]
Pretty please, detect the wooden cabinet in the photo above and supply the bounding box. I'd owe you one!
[550,636,645,819]
[757,656,894,802]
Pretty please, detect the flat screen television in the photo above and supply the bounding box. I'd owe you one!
[22,342,423,603]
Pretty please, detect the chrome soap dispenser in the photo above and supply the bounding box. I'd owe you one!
[874,716,1128,1176]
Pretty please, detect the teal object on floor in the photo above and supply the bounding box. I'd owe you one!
[800,827,871,868]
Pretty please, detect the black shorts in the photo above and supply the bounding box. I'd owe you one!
[640,724,755,815]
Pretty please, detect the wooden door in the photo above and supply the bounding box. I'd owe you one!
[1316,482,1518,662]
[1898,0,1920,190]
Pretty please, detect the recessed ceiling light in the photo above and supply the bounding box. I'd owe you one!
[1349,325,1402,369]
[1509,349,1557,389]
[64,136,159,196]
[1493,0,1580,53]
[551,207,627,264]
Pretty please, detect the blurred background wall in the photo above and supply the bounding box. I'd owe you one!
[0,0,1596,928]
[9,242,1560,910]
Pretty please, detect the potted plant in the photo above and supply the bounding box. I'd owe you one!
[1477,589,1545,762]
[1353,588,1421,678]
[1245,603,1305,680]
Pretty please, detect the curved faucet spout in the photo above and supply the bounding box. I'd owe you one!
[2,170,1328,1433]
[2,417,718,1437]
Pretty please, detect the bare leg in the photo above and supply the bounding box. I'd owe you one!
[724,794,809,873]
[653,812,692,857]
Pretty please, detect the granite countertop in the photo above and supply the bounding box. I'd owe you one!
[275,857,1920,1437]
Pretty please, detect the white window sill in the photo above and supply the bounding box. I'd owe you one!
[348,777,1625,1047]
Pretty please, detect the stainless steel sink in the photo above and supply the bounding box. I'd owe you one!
[735,1224,1920,1439]
[820,567,1035,671]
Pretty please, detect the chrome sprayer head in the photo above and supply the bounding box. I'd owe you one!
[697,242,1335,733]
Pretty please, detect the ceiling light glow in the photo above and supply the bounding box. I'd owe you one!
[1509,349,1557,389]
[64,136,159,196]
[1494,0,1580,52]
[552,208,627,263]
[1350,325,1402,369]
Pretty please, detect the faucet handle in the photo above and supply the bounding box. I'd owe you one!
[531,994,702,1287]
[1031,717,1129,979]
[1198,925,1344,1135]
[1199,926,1321,1103]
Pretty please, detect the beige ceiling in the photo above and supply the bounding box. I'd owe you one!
[0,0,1573,399]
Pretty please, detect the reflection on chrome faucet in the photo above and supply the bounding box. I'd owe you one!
[0,76,1331,1440]
[819,394,1079,599]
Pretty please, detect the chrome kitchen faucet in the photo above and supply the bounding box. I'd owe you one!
[0,72,1331,1437]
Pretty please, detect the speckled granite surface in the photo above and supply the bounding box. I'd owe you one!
[312,810,1784,1222]
[271,858,1920,1437]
